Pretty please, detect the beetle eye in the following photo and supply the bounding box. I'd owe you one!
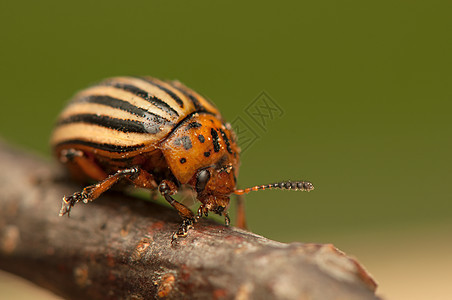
[196,169,210,194]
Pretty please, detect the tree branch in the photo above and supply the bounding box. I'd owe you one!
[0,140,380,299]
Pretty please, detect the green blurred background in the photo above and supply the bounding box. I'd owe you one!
[0,1,451,299]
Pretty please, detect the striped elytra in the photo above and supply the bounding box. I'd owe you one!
[52,77,220,159]
[52,76,314,241]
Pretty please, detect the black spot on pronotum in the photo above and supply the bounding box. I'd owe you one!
[211,128,220,152]
[198,134,205,143]
[204,151,211,157]
[173,136,192,150]
[219,129,233,154]
[186,122,202,131]
[180,158,187,164]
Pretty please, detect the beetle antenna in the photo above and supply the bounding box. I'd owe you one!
[233,180,314,195]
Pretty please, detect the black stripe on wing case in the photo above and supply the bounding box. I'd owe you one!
[56,139,145,153]
[77,95,148,117]
[58,114,162,134]
[167,82,204,111]
[104,82,179,117]
[76,95,174,125]
[137,77,185,108]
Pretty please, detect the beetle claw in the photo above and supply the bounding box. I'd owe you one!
[224,212,230,226]
[172,217,197,242]
[59,195,76,217]
[197,205,204,218]
[59,188,95,217]
[197,205,209,219]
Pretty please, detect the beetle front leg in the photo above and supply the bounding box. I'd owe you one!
[159,180,197,241]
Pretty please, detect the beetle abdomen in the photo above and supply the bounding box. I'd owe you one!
[51,76,221,157]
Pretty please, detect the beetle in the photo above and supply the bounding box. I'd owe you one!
[51,76,314,240]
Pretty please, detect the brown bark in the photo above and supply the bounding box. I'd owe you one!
[0,140,380,300]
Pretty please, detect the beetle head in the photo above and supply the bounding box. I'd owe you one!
[191,160,236,216]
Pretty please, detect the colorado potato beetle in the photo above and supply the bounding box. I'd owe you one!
[51,76,314,240]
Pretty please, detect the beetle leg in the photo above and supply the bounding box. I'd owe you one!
[234,193,248,230]
[197,205,209,219]
[224,212,231,226]
[159,180,196,241]
[128,168,158,190]
[59,167,140,217]
[59,148,107,182]
[197,205,204,219]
